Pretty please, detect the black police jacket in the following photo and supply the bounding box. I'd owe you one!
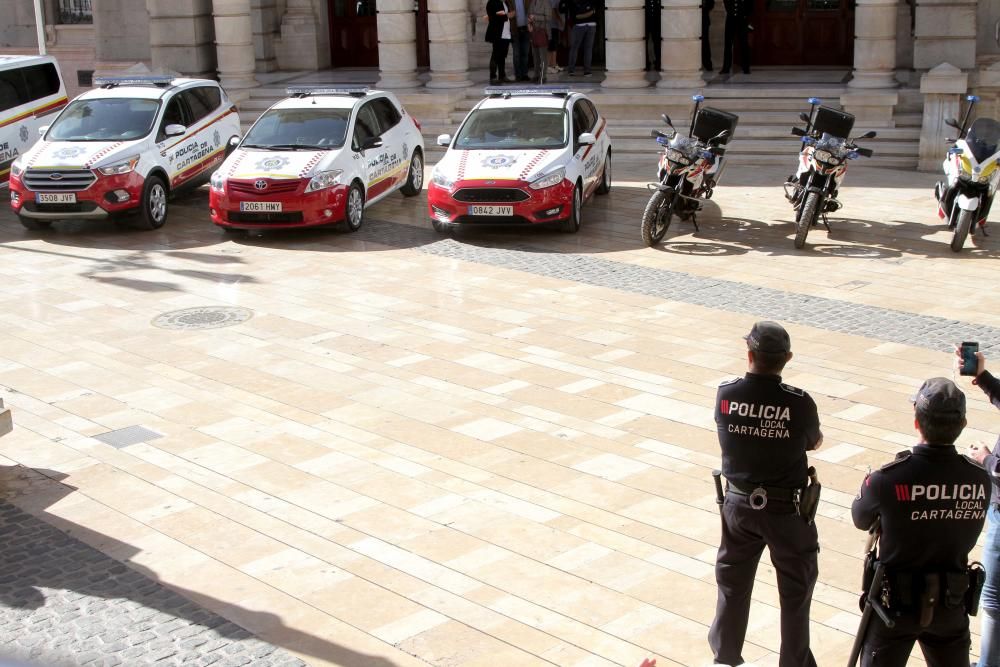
[723,0,751,19]
[715,373,822,488]
[974,369,1000,502]
[852,445,989,573]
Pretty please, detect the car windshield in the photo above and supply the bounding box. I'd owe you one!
[46,98,160,142]
[454,108,567,150]
[965,118,1000,163]
[242,108,351,150]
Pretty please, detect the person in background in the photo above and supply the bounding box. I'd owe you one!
[511,0,532,81]
[720,0,751,75]
[486,0,514,84]
[645,0,661,72]
[527,0,551,83]
[957,347,1000,667]
[702,0,715,71]
[547,0,565,75]
[566,0,598,77]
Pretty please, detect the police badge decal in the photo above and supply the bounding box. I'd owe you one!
[481,154,518,170]
[19,126,29,143]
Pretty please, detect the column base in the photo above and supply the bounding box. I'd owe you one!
[656,71,705,89]
[426,74,474,89]
[839,91,899,128]
[602,71,650,89]
[378,72,423,89]
[848,72,899,89]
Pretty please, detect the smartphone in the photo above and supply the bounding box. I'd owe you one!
[960,341,980,376]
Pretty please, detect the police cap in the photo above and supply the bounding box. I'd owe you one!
[744,321,791,354]
[912,377,966,417]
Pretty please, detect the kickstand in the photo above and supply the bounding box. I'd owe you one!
[821,214,831,232]
[691,214,700,232]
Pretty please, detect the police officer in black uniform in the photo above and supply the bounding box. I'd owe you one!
[720,0,751,75]
[710,321,823,667]
[851,377,989,667]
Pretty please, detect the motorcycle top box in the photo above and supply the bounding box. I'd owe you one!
[810,105,855,139]
[692,107,739,146]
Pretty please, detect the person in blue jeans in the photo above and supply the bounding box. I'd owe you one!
[566,0,597,76]
[960,346,1000,667]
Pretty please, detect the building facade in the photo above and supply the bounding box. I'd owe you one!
[3,0,1000,168]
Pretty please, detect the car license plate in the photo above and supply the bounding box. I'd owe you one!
[37,193,76,204]
[240,201,282,213]
[468,205,513,216]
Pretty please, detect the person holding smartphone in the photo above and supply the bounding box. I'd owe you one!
[957,345,1000,667]
[486,0,514,84]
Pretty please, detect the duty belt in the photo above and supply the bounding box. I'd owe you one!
[726,480,804,510]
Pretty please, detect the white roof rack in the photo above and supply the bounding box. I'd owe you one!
[285,85,370,98]
[93,76,176,89]
[484,86,571,98]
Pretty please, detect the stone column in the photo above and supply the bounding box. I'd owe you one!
[657,0,704,89]
[212,0,259,103]
[917,63,968,172]
[848,0,897,89]
[377,0,420,89]
[147,0,217,78]
[275,0,325,71]
[913,0,977,71]
[426,0,472,89]
[603,0,648,88]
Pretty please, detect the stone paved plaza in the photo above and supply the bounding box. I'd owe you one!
[1,159,1000,666]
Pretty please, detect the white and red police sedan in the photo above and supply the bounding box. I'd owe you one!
[427,87,611,233]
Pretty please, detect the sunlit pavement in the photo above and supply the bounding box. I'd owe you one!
[1,158,999,666]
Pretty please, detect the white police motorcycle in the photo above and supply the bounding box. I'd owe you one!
[935,95,1000,252]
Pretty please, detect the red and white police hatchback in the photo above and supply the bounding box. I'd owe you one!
[427,87,611,233]
[210,86,424,232]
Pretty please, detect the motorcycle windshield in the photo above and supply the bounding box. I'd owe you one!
[816,133,846,153]
[966,118,1000,163]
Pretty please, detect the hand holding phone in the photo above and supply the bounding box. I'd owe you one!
[959,341,980,376]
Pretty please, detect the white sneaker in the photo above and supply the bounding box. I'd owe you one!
[547,66,559,75]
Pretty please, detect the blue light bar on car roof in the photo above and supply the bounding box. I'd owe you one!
[93,76,176,88]
[285,85,370,97]
[484,85,571,97]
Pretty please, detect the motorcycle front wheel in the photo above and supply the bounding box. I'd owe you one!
[794,191,821,249]
[641,189,675,247]
[950,208,973,252]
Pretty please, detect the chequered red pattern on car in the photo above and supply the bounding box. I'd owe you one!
[298,152,325,179]
[457,151,469,180]
[25,142,50,168]
[225,151,247,178]
[518,150,548,181]
[85,142,125,169]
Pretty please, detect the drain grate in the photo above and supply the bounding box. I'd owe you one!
[92,425,163,449]
[152,306,253,331]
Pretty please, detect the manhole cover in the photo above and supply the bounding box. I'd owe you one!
[152,306,253,330]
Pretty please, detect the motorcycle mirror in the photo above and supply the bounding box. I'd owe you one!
[855,147,874,158]
[650,129,665,139]
[860,130,877,139]
[944,118,961,130]
[791,127,807,137]
[661,113,673,126]
[799,112,811,123]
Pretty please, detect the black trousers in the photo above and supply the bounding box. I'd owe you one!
[709,494,819,667]
[512,26,530,79]
[721,16,750,73]
[701,13,712,70]
[490,39,510,81]
[860,605,970,667]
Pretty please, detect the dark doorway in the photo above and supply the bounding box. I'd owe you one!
[416,0,429,68]
[329,0,379,67]
[752,0,853,67]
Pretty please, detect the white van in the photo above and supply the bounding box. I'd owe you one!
[0,56,68,188]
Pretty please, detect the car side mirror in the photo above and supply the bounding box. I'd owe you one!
[578,132,596,146]
[799,112,811,123]
[945,117,961,130]
[791,127,807,137]
[860,130,877,139]
[361,136,383,151]
[165,124,186,137]
[38,125,49,137]
[228,136,240,147]
[436,133,452,147]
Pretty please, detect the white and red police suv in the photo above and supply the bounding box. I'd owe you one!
[427,87,612,233]
[209,86,424,232]
[0,55,68,189]
[9,75,240,230]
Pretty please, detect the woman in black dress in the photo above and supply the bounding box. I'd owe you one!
[486,0,513,84]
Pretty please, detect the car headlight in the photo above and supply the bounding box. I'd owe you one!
[97,155,140,176]
[305,169,344,193]
[529,167,566,190]
[431,170,456,190]
[210,171,226,193]
[10,159,23,178]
